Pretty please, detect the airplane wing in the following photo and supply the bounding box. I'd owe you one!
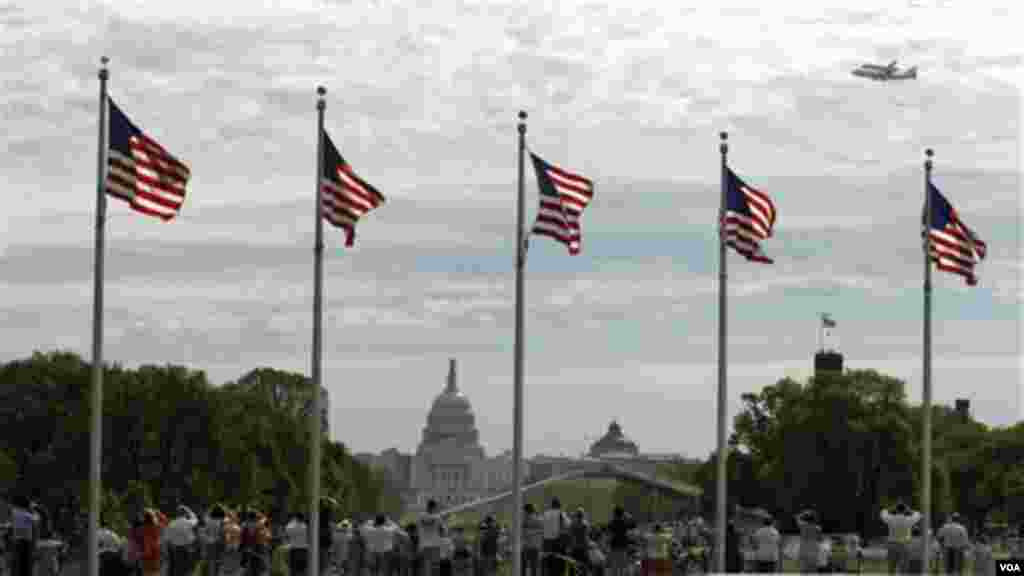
[887,60,898,71]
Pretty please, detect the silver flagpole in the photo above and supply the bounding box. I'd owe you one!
[87,55,109,576]
[715,131,729,573]
[309,85,326,576]
[921,148,934,575]
[511,110,527,576]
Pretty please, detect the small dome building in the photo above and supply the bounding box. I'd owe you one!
[588,420,640,457]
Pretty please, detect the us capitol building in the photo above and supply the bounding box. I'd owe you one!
[357,359,689,512]
[356,359,525,510]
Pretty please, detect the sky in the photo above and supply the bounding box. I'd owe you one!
[2,0,1021,461]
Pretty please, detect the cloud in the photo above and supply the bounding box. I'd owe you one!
[2,0,1021,458]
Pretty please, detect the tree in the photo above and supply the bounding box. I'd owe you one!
[729,370,921,536]
[0,351,390,533]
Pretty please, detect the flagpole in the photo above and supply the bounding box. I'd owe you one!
[87,55,109,576]
[309,85,326,576]
[511,109,527,576]
[715,131,729,574]
[921,148,934,575]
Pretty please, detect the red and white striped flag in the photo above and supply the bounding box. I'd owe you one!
[529,152,594,255]
[105,98,191,221]
[722,167,776,264]
[321,132,385,246]
[924,182,987,286]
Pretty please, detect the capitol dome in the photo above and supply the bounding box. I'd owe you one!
[420,359,481,448]
[588,420,640,457]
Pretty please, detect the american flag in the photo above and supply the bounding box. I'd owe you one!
[321,131,385,246]
[924,182,986,286]
[529,153,594,255]
[106,99,191,221]
[722,168,776,264]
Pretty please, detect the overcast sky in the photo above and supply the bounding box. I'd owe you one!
[2,0,1021,460]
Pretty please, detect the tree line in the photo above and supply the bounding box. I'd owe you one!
[0,351,401,536]
[693,369,1024,537]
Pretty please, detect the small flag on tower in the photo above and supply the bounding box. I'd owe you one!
[822,313,836,329]
[529,153,594,255]
[105,99,191,221]
[722,168,776,264]
[924,182,987,286]
[321,132,386,247]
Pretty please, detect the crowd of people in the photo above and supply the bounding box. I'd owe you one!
[3,493,1022,576]
[1,495,709,576]
[726,501,1015,575]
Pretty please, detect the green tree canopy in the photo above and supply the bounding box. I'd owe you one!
[0,350,393,535]
[697,368,1022,536]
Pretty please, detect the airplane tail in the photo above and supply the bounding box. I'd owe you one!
[907,66,917,78]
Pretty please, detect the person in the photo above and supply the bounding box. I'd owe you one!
[320,500,335,575]
[880,501,919,574]
[605,507,633,576]
[162,505,198,576]
[139,509,163,576]
[654,524,673,576]
[10,495,39,576]
[542,498,569,576]
[404,523,418,576]
[640,525,655,576]
[241,509,271,576]
[333,519,352,576]
[906,524,929,574]
[396,522,416,576]
[97,518,125,576]
[168,502,198,573]
[418,500,444,576]
[586,537,606,576]
[123,512,144,576]
[287,512,310,576]
[30,502,50,541]
[238,510,255,572]
[200,504,226,576]
[522,504,544,576]
[973,533,995,576]
[569,509,590,576]
[937,512,970,575]
[816,533,831,574]
[752,516,780,573]
[364,514,394,576]
[224,508,243,553]
[450,525,471,576]
[796,510,822,575]
[725,519,743,574]
[437,527,453,576]
[477,515,499,576]
[349,523,366,576]
[97,516,123,554]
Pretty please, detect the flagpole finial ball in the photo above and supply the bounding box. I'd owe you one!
[99,56,109,79]
[720,132,727,141]
[925,148,933,158]
[518,110,527,120]
[317,86,326,97]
